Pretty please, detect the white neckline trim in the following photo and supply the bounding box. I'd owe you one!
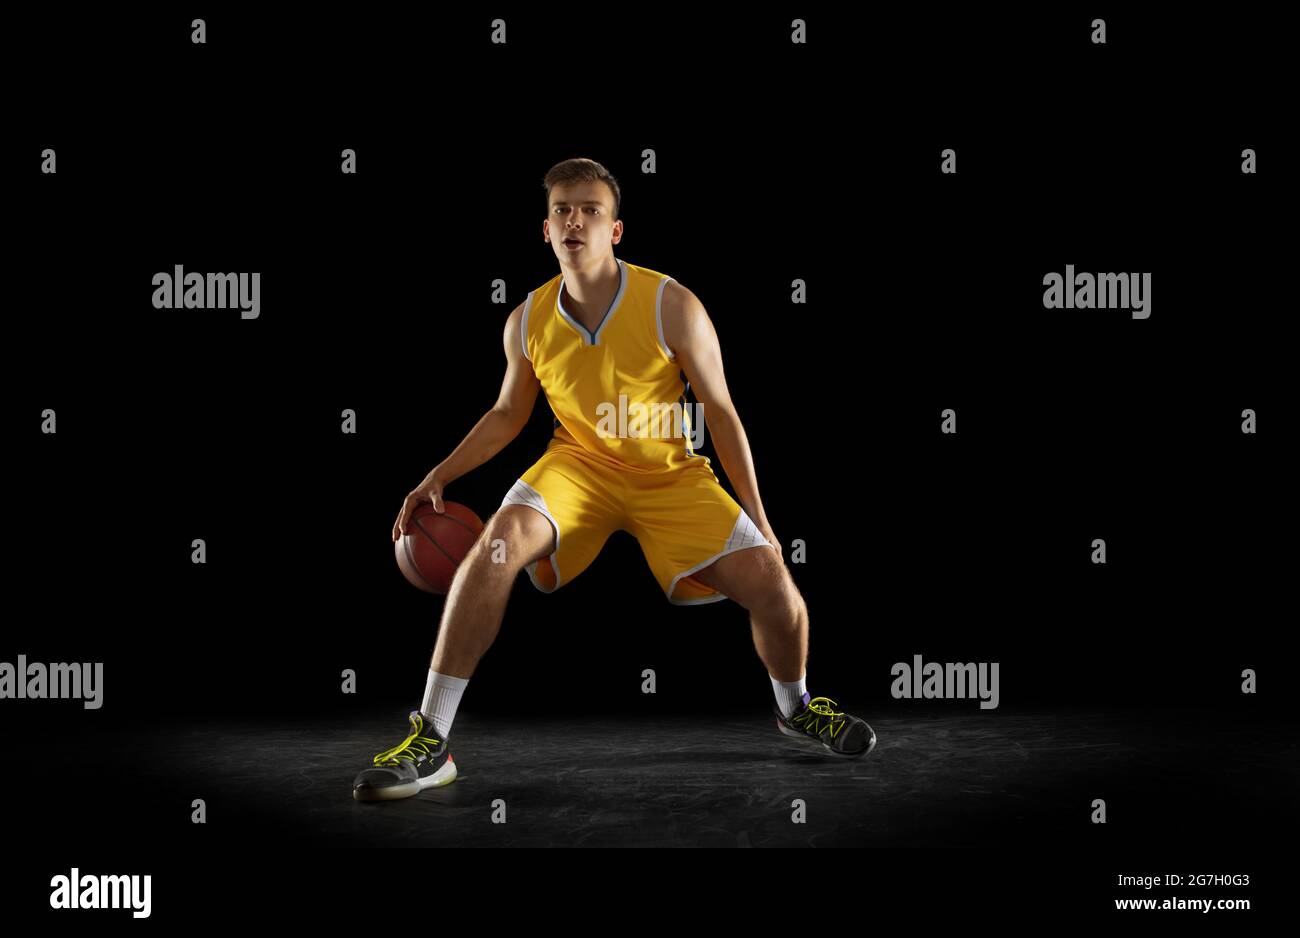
[557,258,628,346]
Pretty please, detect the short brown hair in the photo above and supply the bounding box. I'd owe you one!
[543,158,621,222]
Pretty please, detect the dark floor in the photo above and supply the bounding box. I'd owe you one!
[65,705,1296,848]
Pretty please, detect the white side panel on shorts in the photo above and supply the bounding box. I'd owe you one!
[665,508,773,605]
[499,478,561,591]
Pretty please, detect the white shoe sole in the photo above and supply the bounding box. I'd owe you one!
[777,719,876,759]
[353,757,458,801]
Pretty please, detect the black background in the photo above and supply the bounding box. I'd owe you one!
[5,4,1292,922]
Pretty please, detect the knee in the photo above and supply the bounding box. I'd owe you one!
[477,509,544,574]
[749,557,804,624]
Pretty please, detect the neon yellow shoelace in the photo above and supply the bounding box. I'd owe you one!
[794,696,847,739]
[373,717,442,767]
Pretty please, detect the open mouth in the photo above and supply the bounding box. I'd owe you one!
[563,239,584,249]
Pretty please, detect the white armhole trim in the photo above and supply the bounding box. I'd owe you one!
[655,277,676,361]
[520,292,534,362]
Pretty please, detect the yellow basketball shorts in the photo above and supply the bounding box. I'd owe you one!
[498,442,773,604]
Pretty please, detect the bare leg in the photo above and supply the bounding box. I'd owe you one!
[429,505,555,679]
[750,582,808,683]
[692,546,808,682]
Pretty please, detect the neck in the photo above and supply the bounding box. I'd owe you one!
[561,254,620,307]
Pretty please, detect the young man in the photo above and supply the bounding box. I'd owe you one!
[352,158,875,802]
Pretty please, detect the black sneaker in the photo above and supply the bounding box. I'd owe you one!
[352,710,458,801]
[774,692,876,759]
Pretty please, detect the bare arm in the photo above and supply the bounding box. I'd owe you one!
[393,303,540,538]
[662,281,781,559]
[433,302,542,485]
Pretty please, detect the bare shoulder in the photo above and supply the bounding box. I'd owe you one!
[502,300,529,355]
[663,278,702,311]
[506,298,525,322]
[661,279,706,328]
[660,280,712,356]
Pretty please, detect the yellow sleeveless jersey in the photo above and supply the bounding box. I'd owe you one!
[520,257,711,475]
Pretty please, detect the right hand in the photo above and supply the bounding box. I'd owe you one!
[392,475,447,542]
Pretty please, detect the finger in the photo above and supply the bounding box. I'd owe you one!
[432,492,444,512]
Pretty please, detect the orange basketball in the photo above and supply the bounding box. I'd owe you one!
[394,501,485,594]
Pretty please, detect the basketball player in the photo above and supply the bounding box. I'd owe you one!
[352,159,875,801]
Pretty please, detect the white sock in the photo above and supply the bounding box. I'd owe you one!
[770,671,807,719]
[420,669,469,739]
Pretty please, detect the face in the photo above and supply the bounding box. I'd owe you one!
[544,180,623,269]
